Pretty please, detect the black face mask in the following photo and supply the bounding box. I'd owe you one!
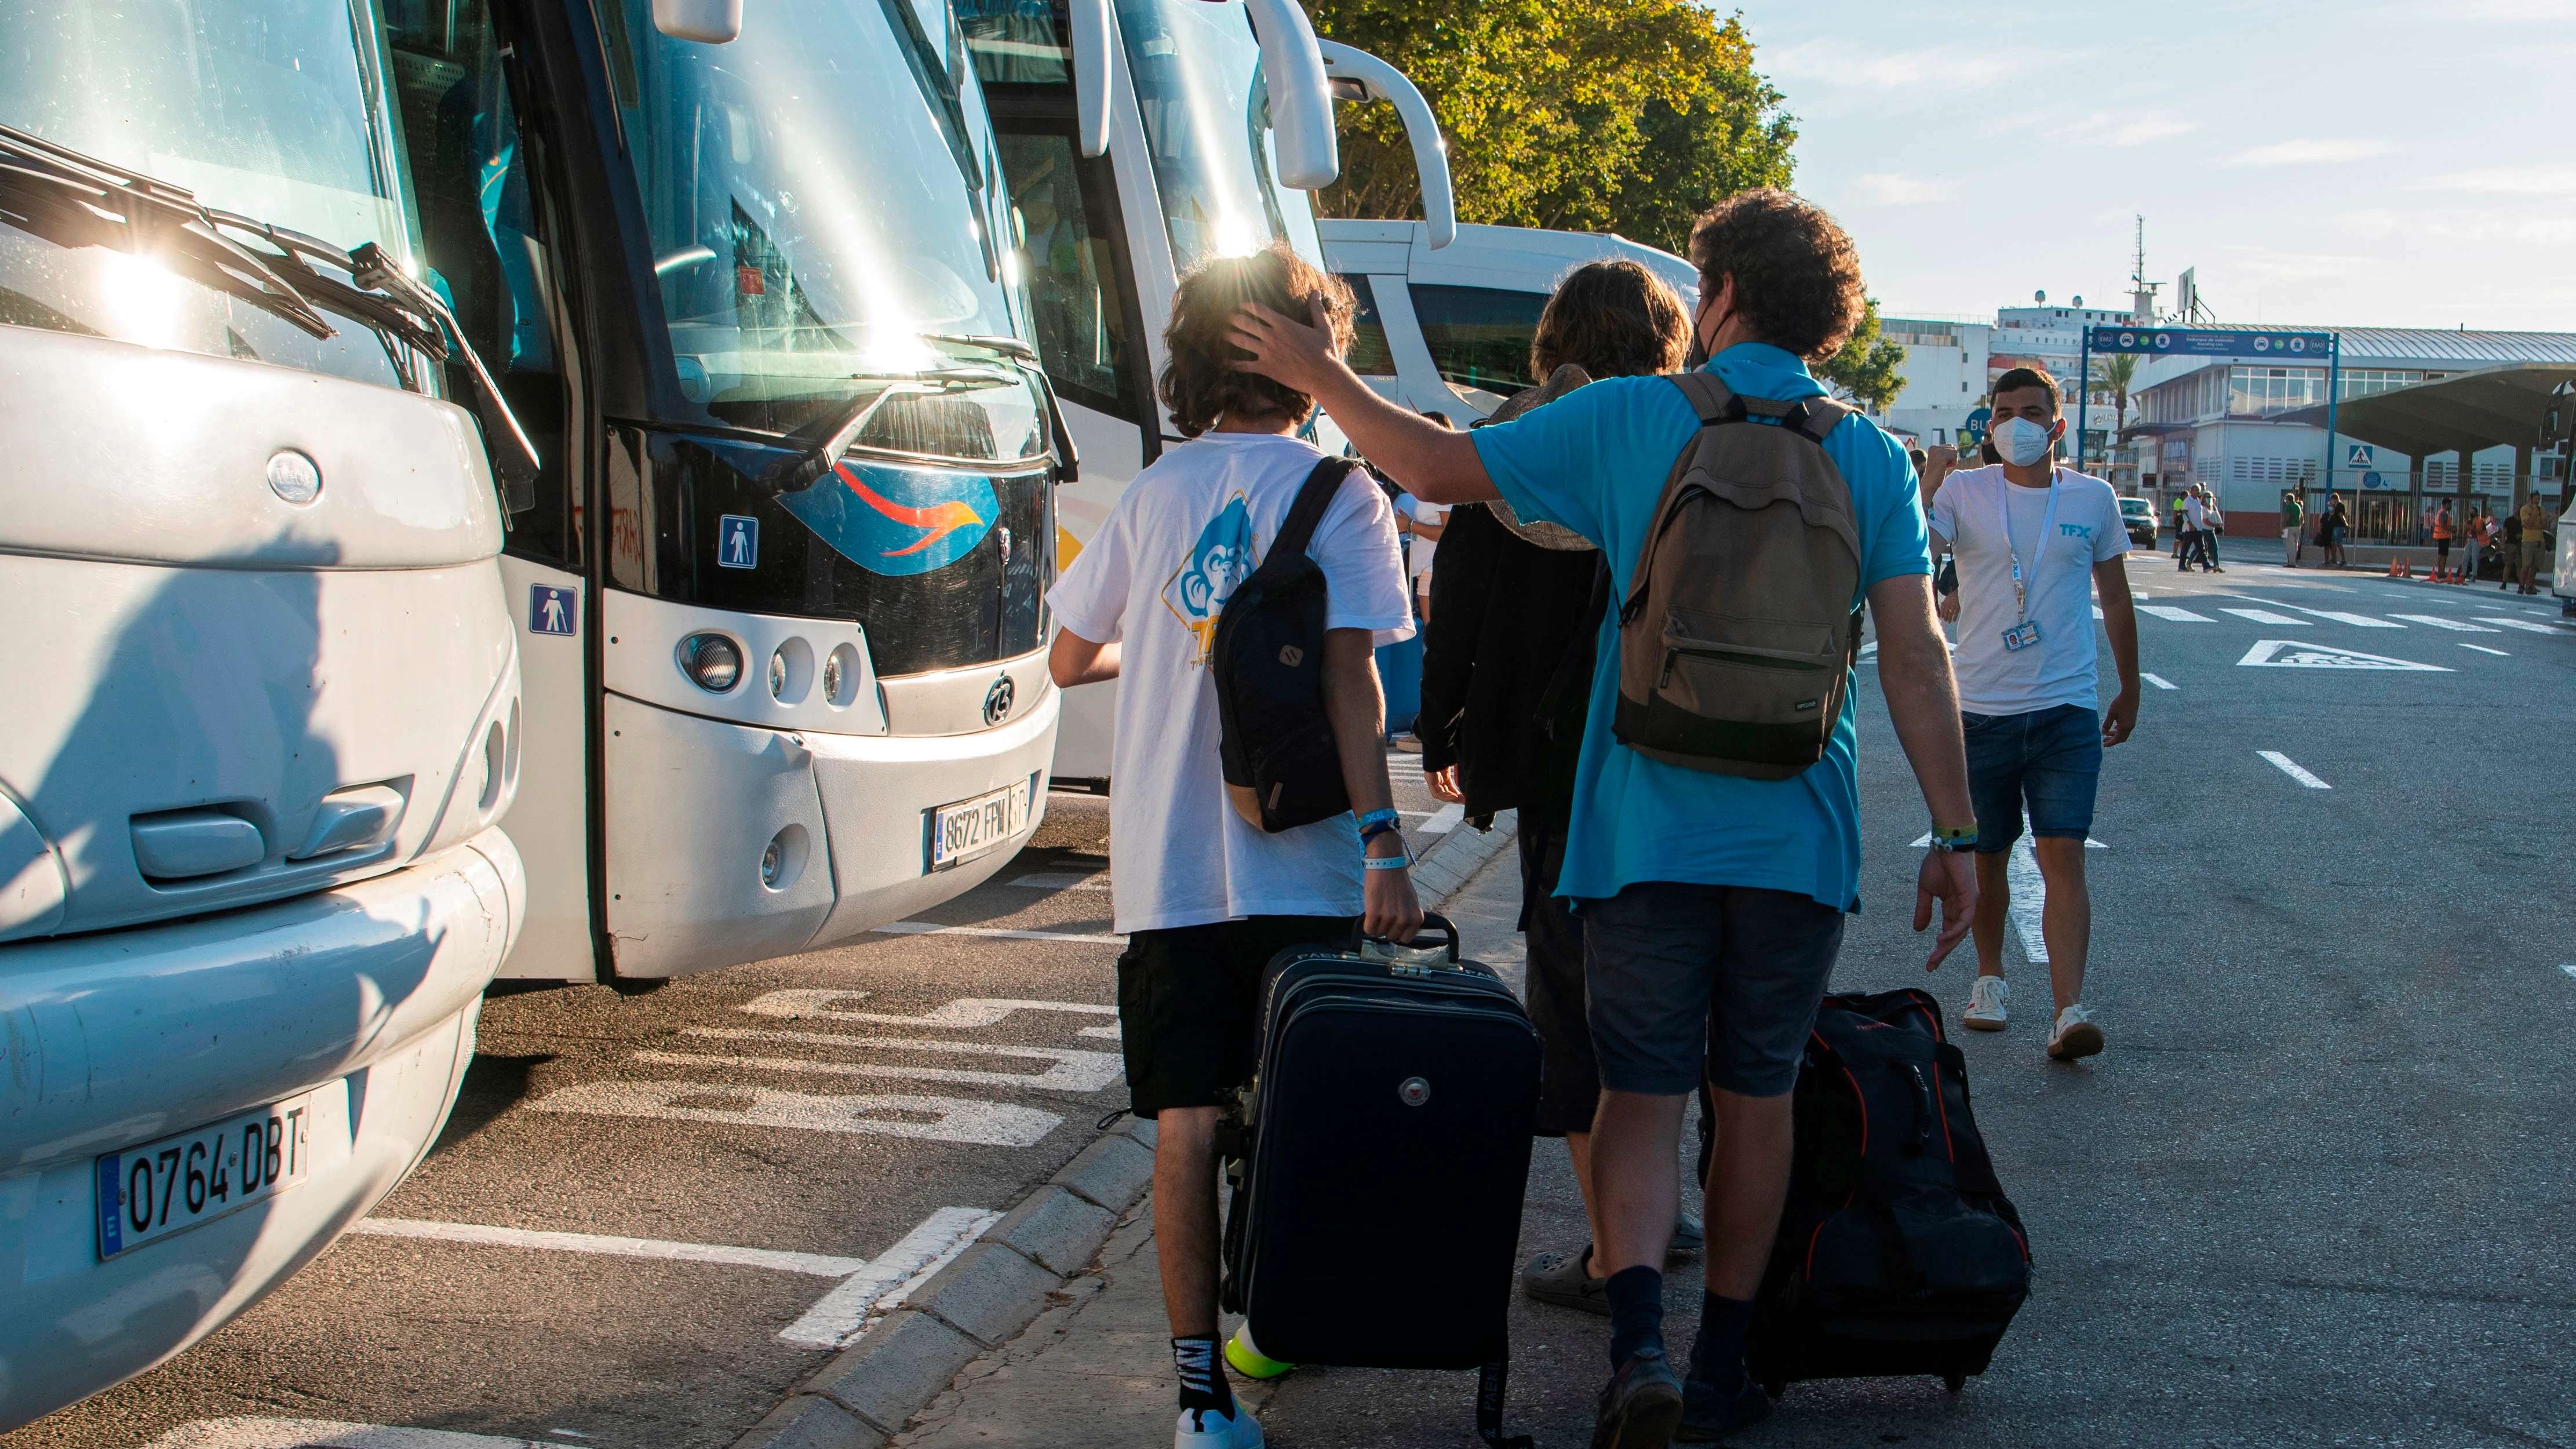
[1684,300,1715,369]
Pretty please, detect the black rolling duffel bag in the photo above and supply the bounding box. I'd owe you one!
[1216,914,1542,1447]
[1746,988,2031,1399]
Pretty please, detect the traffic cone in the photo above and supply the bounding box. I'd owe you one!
[2387,558,2402,577]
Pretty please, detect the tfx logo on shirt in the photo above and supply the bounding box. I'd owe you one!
[2059,523,2093,540]
[774,457,1000,576]
[1161,492,1257,665]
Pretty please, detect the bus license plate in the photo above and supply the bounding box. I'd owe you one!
[96,1092,315,1259]
[929,780,1031,870]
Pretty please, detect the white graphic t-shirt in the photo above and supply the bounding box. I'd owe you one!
[1928,465,2129,716]
[1047,432,1414,933]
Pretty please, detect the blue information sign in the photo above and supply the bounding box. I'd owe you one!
[2085,326,2335,358]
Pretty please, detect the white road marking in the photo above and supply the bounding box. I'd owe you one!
[2137,605,2216,622]
[2141,672,2177,690]
[2296,608,2403,628]
[2390,614,2498,632]
[2092,605,2104,619]
[779,1206,1000,1350]
[1911,833,2101,848]
[740,991,1121,1042]
[2238,639,2449,671]
[1011,871,1110,890]
[2220,607,2310,626]
[658,1029,1122,1091]
[1859,640,1879,657]
[533,1080,1062,1145]
[1420,803,1465,834]
[346,1218,869,1277]
[2474,616,2562,634]
[2461,643,2511,656]
[873,921,1125,944]
[2007,838,2048,964]
[2562,964,2576,981]
[145,1421,556,1448]
[2258,751,2332,789]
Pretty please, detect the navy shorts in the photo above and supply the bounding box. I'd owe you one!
[1963,703,2103,852]
[1582,882,1844,1098]
[1115,914,1354,1116]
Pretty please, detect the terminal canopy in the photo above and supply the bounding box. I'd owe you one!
[2277,362,2576,459]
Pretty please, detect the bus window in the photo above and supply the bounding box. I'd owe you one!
[1001,133,1141,418]
[384,0,578,569]
[1339,274,1396,377]
[1116,0,1289,272]
[1409,283,1548,395]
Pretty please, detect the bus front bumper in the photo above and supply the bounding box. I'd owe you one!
[599,685,1061,978]
[0,829,523,1432]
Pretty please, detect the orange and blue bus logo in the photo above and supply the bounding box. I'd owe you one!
[775,457,1000,576]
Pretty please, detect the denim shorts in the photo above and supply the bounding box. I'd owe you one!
[1582,882,1845,1098]
[1962,703,2103,853]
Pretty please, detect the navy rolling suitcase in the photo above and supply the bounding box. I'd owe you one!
[1217,915,1541,1447]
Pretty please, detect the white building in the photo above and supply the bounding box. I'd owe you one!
[1878,303,2138,478]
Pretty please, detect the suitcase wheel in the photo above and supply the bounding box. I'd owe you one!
[1941,1373,1966,1394]
[1761,1380,1784,1401]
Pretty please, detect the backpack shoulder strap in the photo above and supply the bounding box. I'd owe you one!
[1666,370,1741,425]
[1272,456,1361,563]
[1790,395,1855,443]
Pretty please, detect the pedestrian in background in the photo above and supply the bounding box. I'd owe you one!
[2326,493,2351,569]
[1409,259,1708,1319]
[1928,366,2138,1061]
[1044,245,1420,1449]
[2518,493,2551,594]
[2203,489,2227,573]
[2466,505,2491,582]
[2170,492,2188,563]
[1224,185,1979,1448]
[2281,489,2305,567]
[2501,501,2524,589]
[2433,501,2454,578]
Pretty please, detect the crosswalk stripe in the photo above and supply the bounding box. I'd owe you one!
[2258,751,2332,789]
[873,922,1124,944]
[2298,609,2403,628]
[2389,614,2498,632]
[2137,605,2215,622]
[2460,643,2511,656]
[2474,616,2560,634]
[2220,607,2309,625]
[2140,672,2177,690]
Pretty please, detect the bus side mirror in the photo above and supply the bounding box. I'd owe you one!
[1319,41,1455,250]
[653,0,741,43]
[1244,0,1338,190]
[1069,0,1113,157]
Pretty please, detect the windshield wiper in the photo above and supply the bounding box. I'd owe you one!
[756,363,1027,495]
[0,121,539,491]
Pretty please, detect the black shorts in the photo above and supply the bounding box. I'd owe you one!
[1115,914,1354,1116]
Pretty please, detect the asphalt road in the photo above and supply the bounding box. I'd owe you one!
[0,760,1447,1448]
[1255,549,2576,1447]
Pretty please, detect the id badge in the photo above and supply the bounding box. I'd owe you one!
[2000,619,2043,652]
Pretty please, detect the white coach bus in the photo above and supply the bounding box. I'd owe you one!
[0,2,530,1426]
[1318,219,1700,424]
[390,0,1075,985]
[958,0,1456,788]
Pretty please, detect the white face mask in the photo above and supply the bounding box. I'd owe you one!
[1990,416,2054,468]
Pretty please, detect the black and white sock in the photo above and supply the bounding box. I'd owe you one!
[1172,1334,1237,1419]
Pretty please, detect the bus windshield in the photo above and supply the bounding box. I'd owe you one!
[0,0,422,388]
[1116,0,1324,275]
[605,0,1044,457]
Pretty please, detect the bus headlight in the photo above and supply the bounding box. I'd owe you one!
[678,632,744,693]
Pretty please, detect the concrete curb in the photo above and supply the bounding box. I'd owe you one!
[736,1116,1160,1449]
[1412,807,1518,908]
[734,817,1513,1449]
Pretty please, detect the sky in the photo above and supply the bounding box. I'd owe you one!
[1738,0,2576,332]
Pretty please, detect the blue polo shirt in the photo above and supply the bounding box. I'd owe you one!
[1468,342,1930,911]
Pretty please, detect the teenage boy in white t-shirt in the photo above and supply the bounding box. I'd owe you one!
[1927,367,2140,1061]
[1046,245,1419,1449]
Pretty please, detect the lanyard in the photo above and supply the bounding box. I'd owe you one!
[1996,470,2061,623]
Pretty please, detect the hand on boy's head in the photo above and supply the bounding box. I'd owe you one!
[1227,297,1338,392]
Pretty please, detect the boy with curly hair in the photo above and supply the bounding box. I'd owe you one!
[1045,243,1419,1449]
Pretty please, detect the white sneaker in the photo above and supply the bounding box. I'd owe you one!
[1962,975,2008,1031]
[2046,1003,2105,1061]
[1175,1404,1265,1449]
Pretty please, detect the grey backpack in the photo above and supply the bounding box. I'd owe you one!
[1612,373,1863,779]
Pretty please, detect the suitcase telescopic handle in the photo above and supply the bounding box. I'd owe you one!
[1354,911,1462,969]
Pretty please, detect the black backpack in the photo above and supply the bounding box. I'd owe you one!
[1747,988,2031,1398]
[1212,458,1361,832]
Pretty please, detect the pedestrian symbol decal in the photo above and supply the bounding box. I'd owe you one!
[2346,444,2374,468]
[2236,639,2448,671]
[529,584,578,636]
[720,514,760,569]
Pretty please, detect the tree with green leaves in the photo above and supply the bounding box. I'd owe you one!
[1817,299,1907,412]
[1306,0,1795,254]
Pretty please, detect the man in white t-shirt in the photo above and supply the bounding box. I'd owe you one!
[1926,367,2140,1062]
[1404,492,1449,619]
[1046,246,1418,1449]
